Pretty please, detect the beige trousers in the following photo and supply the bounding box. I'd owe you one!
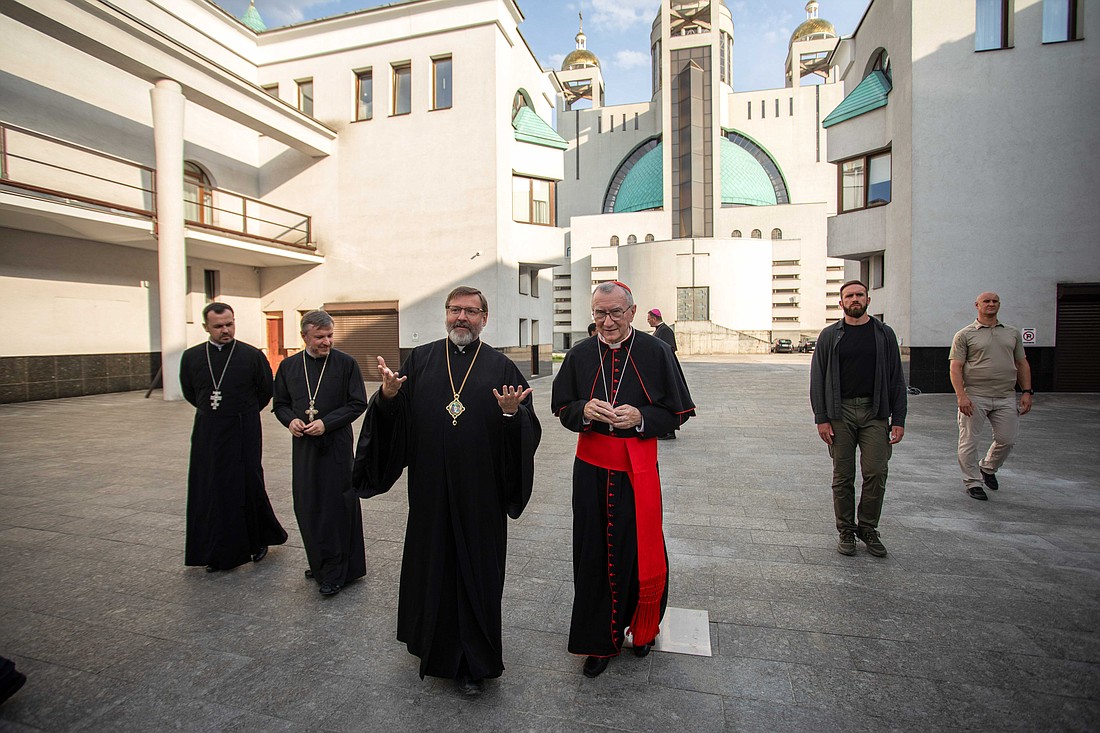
[957,395,1019,488]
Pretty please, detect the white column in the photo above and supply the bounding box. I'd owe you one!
[151,79,187,401]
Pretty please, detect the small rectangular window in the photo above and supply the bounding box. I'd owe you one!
[261,83,278,98]
[432,56,452,110]
[297,79,314,116]
[203,269,220,304]
[355,69,373,120]
[1042,0,1079,43]
[519,318,528,347]
[839,149,891,212]
[392,63,411,116]
[976,0,1011,51]
[512,176,555,226]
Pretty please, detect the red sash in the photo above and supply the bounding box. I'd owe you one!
[576,430,665,646]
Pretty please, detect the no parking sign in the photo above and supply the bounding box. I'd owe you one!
[1021,328,1036,344]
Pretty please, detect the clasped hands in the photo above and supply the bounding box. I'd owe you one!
[376,356,532,415]
[288,418,325,437]
[584,398,641,430]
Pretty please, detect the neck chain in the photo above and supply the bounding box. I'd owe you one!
[205,340,237,410]
[598,329,635,407]
[444,339,483,426]
[303,352,330,423]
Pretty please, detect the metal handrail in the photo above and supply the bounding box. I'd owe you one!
[0,120,315,251]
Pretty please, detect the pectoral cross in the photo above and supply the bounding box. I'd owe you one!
[305,400,318,423]
[210,390,222,410]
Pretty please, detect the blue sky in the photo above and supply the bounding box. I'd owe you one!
[215,0,871,105]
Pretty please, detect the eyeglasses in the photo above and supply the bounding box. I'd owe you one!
[592,308,630,321]
[446,306,486,317]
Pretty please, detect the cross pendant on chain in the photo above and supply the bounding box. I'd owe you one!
[210,390,222,410]
[305,401,318,422]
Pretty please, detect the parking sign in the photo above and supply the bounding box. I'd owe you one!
[1021,328,1036,344]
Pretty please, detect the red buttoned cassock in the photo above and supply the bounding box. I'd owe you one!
[551,328,695,658]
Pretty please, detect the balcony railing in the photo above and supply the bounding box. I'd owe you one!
[0,121,314,250]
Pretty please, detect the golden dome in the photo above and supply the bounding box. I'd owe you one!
[562,48,600,70]
[790,17,837,44]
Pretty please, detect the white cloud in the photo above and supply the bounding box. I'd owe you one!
[548,52,566,69]
[587,0,656,32]
[612,49,649,70]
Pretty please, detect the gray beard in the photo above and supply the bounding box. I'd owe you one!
[449,329,475,348]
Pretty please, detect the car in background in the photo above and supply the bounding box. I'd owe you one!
[798,338,817,353]
[772,338,794,353]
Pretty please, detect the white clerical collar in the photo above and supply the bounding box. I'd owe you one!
[208,339,230,351]
[598,327,633,349]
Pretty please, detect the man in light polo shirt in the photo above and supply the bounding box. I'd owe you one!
[949,292,1034,500]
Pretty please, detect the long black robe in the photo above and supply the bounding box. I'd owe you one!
[551,329,695,656]
[353,338,540,680]
[180,340,287,570]
[273,349,368,588]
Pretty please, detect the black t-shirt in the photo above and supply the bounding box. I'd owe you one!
[838,321,876,399]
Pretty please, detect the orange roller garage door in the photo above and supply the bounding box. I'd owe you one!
[323,301,400,382]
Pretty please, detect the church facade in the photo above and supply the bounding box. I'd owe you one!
[0,0,564,402]
[551,1,849,353]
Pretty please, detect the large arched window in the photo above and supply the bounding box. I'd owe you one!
[184,162,214,225]
[751,229,762,239]
[771,228,783,240]
[724,130,790,205]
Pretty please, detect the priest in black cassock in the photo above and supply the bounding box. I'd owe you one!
[551,281,695,679]
[353,286,540,696]
[180,302,287,573]
[273,310,368,596]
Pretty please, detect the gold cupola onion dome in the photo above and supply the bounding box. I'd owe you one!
[562,12,600,70]
[790,1,836,45]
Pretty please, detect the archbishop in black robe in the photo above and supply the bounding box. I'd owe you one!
[273,349,368,590]
[551,329,694,658]
[180,339,287,570]
[353,338,540,681]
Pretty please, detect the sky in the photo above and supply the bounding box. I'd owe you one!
[214,0,872,105]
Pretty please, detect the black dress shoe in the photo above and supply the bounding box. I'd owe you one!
[0,669,27,705]
[304,569,314,579]
[981,470,999,490]
[455,673,483,696]
[252,546,268,563]
[632,643,653,657]
[319,582,343,596]
[657,432,677,440]
[582,656,610,678]
[967,486,989,501]
[205,564,219,573]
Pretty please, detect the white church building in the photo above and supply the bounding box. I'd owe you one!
[551,0,850,354]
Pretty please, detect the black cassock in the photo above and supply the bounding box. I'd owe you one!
[551,330,694,656]
[353,338,540,680]
[180,340,287,570]
[273,349,367,588]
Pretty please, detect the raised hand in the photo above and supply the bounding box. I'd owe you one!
[493,385,533,415]
[377,356,407,399]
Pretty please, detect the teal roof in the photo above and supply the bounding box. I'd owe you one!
[512,107,568,150]
[822,70,892,128]
[719,138,777,206]
[241,2,266,32]
[614,143,665,213]
[611,139,778,213]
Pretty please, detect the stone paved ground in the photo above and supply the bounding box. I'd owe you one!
[0,355,1098,732]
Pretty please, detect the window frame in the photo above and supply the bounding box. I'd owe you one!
[391,62,412,117]
[511,175,556,227]
[837,146,892,213]
[975,0,1013,52]
[431,55,452,110]
[1042,0,1081,43]
[354,68,373,121]
[296,78,314,116]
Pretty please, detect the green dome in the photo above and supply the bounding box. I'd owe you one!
[611,139,778,213]
[613,143,664,213]
[719,137,777,206]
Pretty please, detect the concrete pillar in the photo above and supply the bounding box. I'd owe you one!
[151,79,186,401]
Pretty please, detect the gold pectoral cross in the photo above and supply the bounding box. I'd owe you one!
[305,400,318,423]
[445,395,465,426]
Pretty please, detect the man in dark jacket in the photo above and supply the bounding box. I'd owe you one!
[810,280,906,558]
